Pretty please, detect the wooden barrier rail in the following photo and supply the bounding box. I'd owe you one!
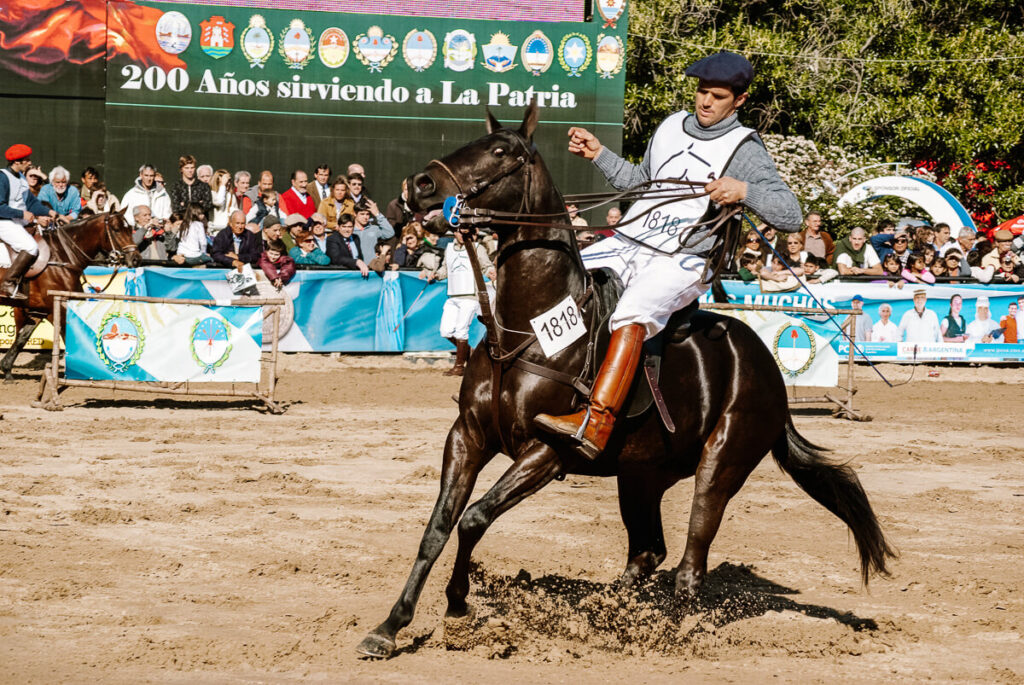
[36,291,286,413]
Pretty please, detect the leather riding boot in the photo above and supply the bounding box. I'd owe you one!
[0,250,35,301]
[444,339,470,376]
[534,323,645,459]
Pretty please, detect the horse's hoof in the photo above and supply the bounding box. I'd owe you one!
[444,600,470,619]
[355,632,396,659]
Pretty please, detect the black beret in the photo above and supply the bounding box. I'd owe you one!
[685,50,754,93]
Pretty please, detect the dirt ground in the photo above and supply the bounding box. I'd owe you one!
[1,353,1021,683]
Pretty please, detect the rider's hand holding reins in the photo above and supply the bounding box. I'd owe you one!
[706,177,748,206]
[568,127,602,161]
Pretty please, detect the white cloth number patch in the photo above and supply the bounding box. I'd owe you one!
[530,295,587,358]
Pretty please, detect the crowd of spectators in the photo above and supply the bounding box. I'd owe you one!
[17,156,1024,302]
[733,210,1024,290]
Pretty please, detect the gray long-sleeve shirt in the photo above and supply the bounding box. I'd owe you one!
[594,112,802,254]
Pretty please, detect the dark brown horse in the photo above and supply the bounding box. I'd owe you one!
[1,209,140,379]
[356,105,894,658]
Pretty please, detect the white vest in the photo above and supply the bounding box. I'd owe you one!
[444,242,477,297]
[1,168,29,225]
[618,111,753,252]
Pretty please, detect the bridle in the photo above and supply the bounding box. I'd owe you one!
[50,213,139,293]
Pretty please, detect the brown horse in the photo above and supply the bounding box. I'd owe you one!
[356,105,894,658]
[1,210,140,380]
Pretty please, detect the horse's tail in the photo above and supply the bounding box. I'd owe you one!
[771,417,896,584]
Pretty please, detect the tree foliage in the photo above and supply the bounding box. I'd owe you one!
[624,0,1024,224]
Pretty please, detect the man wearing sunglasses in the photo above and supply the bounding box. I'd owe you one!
[891,230,912,268]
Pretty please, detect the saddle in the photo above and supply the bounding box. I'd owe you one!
[0,234,51,279]
[586,268,702,431]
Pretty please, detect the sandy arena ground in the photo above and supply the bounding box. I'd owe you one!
[1,353,1022,683]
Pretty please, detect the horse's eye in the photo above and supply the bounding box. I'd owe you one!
[493,147,506,158]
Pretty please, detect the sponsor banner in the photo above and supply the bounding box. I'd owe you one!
[710,280,1024,363]
[65,298,263,382]
[716,309,839,387]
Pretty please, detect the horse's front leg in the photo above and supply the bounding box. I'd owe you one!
[1,310,40,381]
[444,440,563,617]
[356,417,495,659]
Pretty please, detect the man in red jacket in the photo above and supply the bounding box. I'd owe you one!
[278,169,316,219]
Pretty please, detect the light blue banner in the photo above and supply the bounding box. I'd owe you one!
[113,267,484,352]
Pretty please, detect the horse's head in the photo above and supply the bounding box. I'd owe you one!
[103,208,142,268]
[409,103,542,228]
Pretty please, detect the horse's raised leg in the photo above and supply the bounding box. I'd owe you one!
[356,419,495,659]
[616,468,678,588]
[674,425,767,603]
[444,441,563,617]
[1,310,40,381]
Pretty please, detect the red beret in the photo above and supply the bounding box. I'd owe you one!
[5,144,32,162]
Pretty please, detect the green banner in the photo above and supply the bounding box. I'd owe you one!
[104,1,628,200]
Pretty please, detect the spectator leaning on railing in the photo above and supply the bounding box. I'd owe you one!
[832,227,883,277]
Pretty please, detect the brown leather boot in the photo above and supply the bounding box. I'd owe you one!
[444,339,470,376]
[0,250,35,302]
[534,323,645,459]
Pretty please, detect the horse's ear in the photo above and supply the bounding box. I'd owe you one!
[116,206,126,217]
[518,100,539,141]
[485,107,503,134]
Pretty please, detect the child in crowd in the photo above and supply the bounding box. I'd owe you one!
[247,189,281,228]
[172,203,212,266]
[759,254,800,292]
[929,257,948,279]
[879,252,904,288]
[289,229,330,265]
[800,255,838,284]
[901,252,935,284]
[737,252,762,282]
[259,238,296,289]
[369,241,398,274]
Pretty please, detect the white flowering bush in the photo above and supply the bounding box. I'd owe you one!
[763,134,939,240]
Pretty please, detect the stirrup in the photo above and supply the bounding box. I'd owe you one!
[572,405,592,441]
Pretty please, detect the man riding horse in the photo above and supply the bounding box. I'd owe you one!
[0,143,58,301]
[535,51,803,459]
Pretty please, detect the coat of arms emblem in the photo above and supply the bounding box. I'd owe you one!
[191,317,233,375]
[354,26,398,73]
[403,29,437,72]
[595,34,625,79]
[241,15,274,68]
[443,29,476,72]
[96,312,145,373]
[597,0,626,29]
[481,32,517,73]
[155,11,192,56]
[558,33,591,77]
[279,19,314,70]
[318,27,350,68]
[520,31,553,76]
[200,16,235,59]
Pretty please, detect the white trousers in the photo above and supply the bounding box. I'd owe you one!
[581,234,709,339]
[0,219,39,255]
[439,296,480,340]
